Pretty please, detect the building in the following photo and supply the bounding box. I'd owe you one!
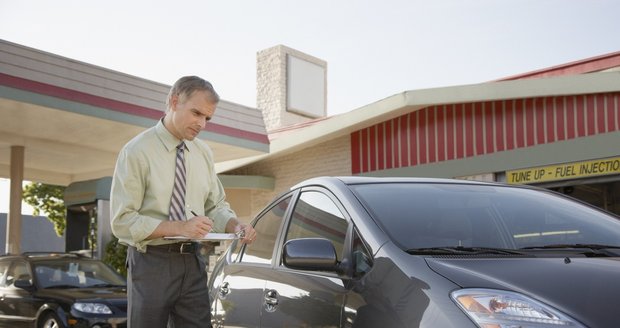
[0,39,269,255]
[223,49,620,218]
[2,39,620,257]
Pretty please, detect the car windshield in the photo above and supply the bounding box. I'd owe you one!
[350,182,620,252]
[33,259,126,289]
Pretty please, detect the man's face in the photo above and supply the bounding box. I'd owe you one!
[168,90,217,141]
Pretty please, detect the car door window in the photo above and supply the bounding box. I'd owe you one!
[6,261,30,287]
[239,196,292,264]
[352,228,373,278]
[284,190,348,261]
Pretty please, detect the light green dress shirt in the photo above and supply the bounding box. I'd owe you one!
[110,119,236,252]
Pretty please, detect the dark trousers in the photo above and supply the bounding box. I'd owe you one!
[127,245,211,328]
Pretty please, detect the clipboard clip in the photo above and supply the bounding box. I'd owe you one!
[234,229,246,239]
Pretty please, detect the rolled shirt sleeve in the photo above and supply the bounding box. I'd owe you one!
[205,179,236,233]
[110,143,162,251]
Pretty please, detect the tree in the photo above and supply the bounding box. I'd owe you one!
[104,236,128,277]
[22,182,126,275]
[22,182,66,236]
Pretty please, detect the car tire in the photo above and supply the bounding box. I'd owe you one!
[39,312,65,328]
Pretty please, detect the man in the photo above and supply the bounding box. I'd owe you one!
[110,76,256,328]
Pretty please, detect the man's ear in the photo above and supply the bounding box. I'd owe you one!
[169,94,179,111]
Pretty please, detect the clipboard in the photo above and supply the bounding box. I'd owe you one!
[164,233,241,241]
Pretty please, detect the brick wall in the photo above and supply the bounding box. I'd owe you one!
[229,134,351,217]
[257,46,286,131]
[256,45,327,131]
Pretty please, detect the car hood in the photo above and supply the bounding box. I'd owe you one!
[37,286,127,302]
[425,256,620,328]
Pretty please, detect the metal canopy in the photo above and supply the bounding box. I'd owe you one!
[0,39,269,187]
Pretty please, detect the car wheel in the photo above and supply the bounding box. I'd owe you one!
[39,312,65,328]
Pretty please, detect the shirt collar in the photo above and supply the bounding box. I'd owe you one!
[155,118,189,153]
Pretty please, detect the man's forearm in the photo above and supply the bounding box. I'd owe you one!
[147,220,181,240]
[225,218,243,233]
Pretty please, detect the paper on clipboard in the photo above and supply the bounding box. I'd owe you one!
[164,233,239,241]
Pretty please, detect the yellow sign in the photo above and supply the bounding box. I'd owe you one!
[506,156,620,184]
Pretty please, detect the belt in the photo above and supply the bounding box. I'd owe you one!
[148,242,197,254]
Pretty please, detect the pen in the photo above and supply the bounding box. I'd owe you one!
[190,210,199,217]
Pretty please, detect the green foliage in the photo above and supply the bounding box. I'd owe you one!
[21,182,124,275]
[104,236,128,277]
[22,182,66,236]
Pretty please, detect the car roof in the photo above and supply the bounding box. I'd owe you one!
[0,252,90,262]
[292,176,504,190]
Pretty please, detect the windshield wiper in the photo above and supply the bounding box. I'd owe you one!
[407,246,526,256]
[521,243,620,250]
[89,283,126,288]
[520,244,620,256]
[45,284,79,289]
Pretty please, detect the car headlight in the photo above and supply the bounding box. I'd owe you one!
[451,288,585,327]
[72,302,113,314]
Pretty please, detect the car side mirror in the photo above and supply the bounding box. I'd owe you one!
[283,238,339,272]
[14,278,34,290]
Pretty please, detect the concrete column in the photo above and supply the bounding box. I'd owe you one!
[6,145,24,254]
[96,199,111,260]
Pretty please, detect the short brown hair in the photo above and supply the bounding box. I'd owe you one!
[166,76,220,109]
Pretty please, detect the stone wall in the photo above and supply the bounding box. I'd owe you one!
[229,134,351,218]
[256,45,327,131]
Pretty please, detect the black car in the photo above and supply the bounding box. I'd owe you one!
[0,252,127,328]
[208,176,620,328]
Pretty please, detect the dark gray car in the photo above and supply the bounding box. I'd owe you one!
[208,176,620,328]
[0,252,127,328]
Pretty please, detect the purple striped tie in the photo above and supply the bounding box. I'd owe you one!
[169,142,186,221]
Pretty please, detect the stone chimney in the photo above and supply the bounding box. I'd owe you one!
[257,45,327,131]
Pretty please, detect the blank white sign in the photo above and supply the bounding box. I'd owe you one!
[287,55,326,118]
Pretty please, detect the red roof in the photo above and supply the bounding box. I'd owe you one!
[497,51,620,81]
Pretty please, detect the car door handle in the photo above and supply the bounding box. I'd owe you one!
[218,282,230,299]
[264,289,279,313]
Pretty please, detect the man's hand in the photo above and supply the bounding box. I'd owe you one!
[224,218,257,244]
[147,215,213,240]
[180,216,214,239]
[235,223,257,244]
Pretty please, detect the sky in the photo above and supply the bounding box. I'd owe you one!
[2,0,619,115]
[1,0,620,213]
[1,178,34,214]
